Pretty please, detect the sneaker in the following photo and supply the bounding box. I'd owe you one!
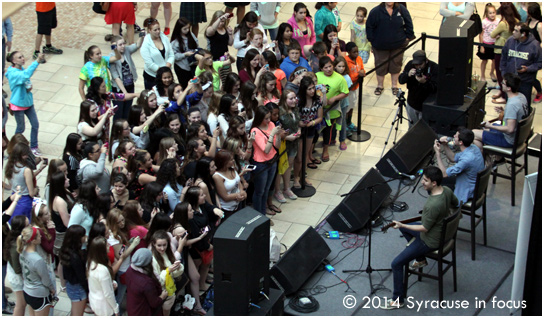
[274,191,286,203]
[32,51,40,60]
[347,123,357,132]
[409,259,428,270]
[380,299,404,310]
[164,27,171,35]
[533,93,542,103]
[42,45,63,54]
[283,189,298,200]
[31,147,42,156]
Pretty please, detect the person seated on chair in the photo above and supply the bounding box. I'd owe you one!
[398,50,438,129]
[434,128,485,205]
[381,166,458,310]
[472,73,530,157]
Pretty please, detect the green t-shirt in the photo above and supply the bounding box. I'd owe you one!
[420,186,459,249]
[316,71,349,121]
[195,61,224,92]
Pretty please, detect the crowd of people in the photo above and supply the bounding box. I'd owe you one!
[1,1,542,316]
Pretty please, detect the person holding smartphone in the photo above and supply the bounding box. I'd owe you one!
[213,150,247,219]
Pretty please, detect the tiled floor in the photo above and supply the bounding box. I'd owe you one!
[2,2,541,315]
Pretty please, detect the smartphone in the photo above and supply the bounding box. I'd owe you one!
[43,158,48,165]
[332,37,338,45]
[139,31,146,38]
[119,245,126,255]
[111,105,118,112]
[111,44,117,50]
[246,164,257,170]
[190,77,199,83]
[181,232,188,239]
[104,142,109,149]
[200,226,210,234]
[50,296,59,307]
[269,42,275,48]
[264,64,270,71]
[227,13,234,18]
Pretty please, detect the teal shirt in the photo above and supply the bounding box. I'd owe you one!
[314,6,337,42]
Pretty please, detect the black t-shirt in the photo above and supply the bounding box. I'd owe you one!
[207,30,230,61]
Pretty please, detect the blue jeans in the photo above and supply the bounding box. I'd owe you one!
[251,161,277,214]
[65,282,87,302]
[2,95,7,130]
[391,224,432,303]
[265,28,278,42]
[13,105,39,148]
[115,271,127,313]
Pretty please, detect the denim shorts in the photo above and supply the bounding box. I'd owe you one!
[65,282,87,302]
[482,126,513,148]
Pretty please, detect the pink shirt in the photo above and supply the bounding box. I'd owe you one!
[251,122,278,162]
[288,15,316,58]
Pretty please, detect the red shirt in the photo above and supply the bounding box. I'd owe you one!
[36,2,55,12]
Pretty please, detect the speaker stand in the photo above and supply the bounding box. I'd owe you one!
[291,127,316,198]
[341,183,393,294]
[381,89,412,158]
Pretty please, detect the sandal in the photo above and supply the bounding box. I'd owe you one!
[311,158,322,164]
[339,142,347,151]
[193,307,206,316]
[307,162,318,169]
[268,204,282,213]
[322,154,330,162]
[374,87,384,95]
[392,87,399,95]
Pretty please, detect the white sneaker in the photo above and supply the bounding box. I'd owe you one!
[31,147,42,156]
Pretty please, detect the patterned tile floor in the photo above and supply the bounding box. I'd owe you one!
[2,2,541,315]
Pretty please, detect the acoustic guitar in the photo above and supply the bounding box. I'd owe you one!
[381,216,422,233]
[480,108,505,128]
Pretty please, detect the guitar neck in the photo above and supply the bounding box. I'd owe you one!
[381,216,422,232]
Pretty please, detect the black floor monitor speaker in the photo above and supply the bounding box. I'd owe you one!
[327,168,393,233]
[214,207,270,316]
[423,81,486,136]
[376,119,436,179]
[437,17,477,105]
[270,227,330,295]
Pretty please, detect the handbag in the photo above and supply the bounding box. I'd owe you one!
[469,4,483,35]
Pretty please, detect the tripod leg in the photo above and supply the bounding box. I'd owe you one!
[381,105,403,158]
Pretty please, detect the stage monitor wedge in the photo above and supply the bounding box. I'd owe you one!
[376,119,436,179]
[327,168,392,233]
[270,227,330,295]
[214,207,270,316]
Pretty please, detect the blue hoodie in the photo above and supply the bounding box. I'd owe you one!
[280,56,311,80]
[500,33,542,83]
[5,61,39,108]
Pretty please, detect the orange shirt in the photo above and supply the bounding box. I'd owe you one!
[250,122,278,163]
[36,2,55,12]
[345,55,365,91]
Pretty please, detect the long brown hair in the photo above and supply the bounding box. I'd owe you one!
[87,236,114,279]
[150,230,176,270]
[106,208,128,245]
[31,204,52,240]
[122,200,147,229]
[4,142,30,180]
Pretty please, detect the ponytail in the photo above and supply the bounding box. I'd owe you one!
[16,227,36,254]
[84,45,99,64]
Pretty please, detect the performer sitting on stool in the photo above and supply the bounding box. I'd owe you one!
[381,166,458,310]
[434,128,485,206]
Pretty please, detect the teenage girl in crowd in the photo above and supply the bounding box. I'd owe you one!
[262,51,287,93]
[477,4,499,83]
[239,49,265,85]
[213,150,247,218]
[288,3,316,58]
[79,45,122,101]
[106,33,144,120]
[59,225,87,316]
[333,56,353,151]
[256,72,281,106]
[171,17,199,89]
[63,133,84,193]
[4,143,40,221]
[205,11,235,87]
[233,12,268,70]
[140,17,175,90]
[314,2,339,41]
[5,51,45,155]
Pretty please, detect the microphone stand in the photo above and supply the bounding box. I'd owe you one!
[340,177,404,294]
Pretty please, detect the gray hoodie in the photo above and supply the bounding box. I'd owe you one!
[77,153,110,195]
[250,2,281,29]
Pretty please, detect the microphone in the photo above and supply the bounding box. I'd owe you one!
[398,172,416,180]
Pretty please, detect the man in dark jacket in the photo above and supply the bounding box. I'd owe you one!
[398,50,439,128]
[500,23,542,108]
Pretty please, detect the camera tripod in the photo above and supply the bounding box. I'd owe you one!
[381,89,412,158]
